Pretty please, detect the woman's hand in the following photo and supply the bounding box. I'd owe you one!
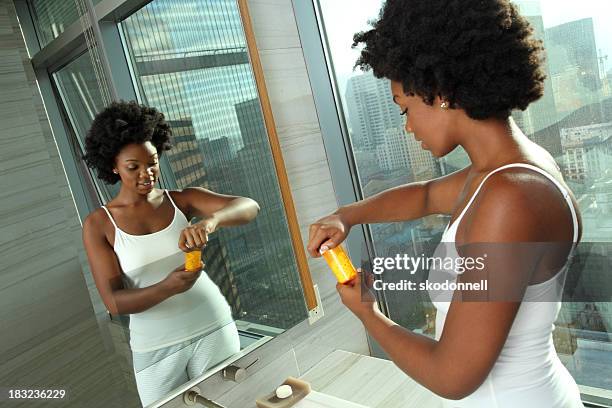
[161,263,203,296]
[336,271,379,320]
[178,216,219,252]
[307,212,352,257]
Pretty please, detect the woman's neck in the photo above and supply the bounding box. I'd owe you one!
[112,187,160,208]
[458,117,528,172]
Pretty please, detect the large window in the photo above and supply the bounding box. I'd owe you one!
[317,0,612,398]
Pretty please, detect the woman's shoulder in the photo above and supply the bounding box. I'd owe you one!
[85,205,117,231]
[82,207,115,247]
[164,188,192,219]
[469,160,576,241]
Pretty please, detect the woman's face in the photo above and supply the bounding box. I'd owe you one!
[113,141,160,193]
[390,81,457,157]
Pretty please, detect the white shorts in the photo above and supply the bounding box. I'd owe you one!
[132,322,240,407]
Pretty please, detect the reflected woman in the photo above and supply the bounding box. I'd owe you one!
[308,0,584,407]
[81,101,259,406]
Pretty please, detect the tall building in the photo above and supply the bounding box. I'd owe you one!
[560,123,612,182]
[122,0,256,154]
[376,128,411,171]
[345,72,403,150]
[198,136,237,193]
[166,118,208,188]
[513,1,560,154]
[545,18,603,120]
[225,98,306,329]
[404,130,440,181]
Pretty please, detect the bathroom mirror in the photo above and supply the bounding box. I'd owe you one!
[49,0,315,405]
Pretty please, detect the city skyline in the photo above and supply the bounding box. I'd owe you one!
[320,0,612,107]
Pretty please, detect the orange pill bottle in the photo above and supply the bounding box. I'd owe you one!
[320,245,357,284]
[185,249,202,272]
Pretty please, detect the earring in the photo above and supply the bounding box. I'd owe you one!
[440,101,449,110]
[113,170,118,174]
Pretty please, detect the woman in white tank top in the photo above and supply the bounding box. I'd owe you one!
[307,0,585,406]
[81,101,260,406]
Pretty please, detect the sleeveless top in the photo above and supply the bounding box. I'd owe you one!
[101,190,234,353]
[429,163,584,407]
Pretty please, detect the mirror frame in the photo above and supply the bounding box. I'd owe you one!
[236,0,318,312]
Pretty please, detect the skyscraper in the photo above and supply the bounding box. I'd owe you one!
[345,72,403,150]
[560,123,612,182]
[545,18,603,120]
[122,0,256,154]
[166,118,207,188]
[227,98,306,329]
[376,128,411,171]
[404,131,440,181]
[513,1,561,155]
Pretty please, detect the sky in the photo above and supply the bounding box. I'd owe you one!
[319,0,612,97]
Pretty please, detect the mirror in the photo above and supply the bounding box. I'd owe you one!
[51,0,313,406]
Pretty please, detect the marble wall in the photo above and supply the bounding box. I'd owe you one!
[0,0,140,406]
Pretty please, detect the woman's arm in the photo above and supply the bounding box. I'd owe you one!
[337,166,470,226]
[181,187,259,226]
[175,187,259,251]
[338,173,545,399]
[307,166,470,257]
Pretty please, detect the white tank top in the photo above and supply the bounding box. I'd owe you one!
[101,190,234,352]
[430,163,584,407]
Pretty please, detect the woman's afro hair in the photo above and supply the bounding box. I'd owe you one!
[353,0,547,120]
[82,100,172,184]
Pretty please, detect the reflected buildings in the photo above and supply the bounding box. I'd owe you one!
[120,0,306,331]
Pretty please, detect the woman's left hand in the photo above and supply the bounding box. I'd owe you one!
[178,216,219,252]
[336,270,379,320]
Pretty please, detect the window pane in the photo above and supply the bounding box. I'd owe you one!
[121,0,307,331]
[318,0,612,397]
[53,51,120,200]
[29,0,104,47]
[54,52,104,139]
[29,0,81,46]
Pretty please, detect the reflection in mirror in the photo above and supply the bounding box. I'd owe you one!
[53,0,312,406]
[119,0,309,331]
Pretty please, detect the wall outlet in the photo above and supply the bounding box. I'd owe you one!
[308,284,324,325]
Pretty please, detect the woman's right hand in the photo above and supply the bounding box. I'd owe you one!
[307,212,351,258]
[161,263,203,296]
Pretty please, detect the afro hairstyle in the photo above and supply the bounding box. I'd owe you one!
[353,0,547,120]
[82,100,172,184]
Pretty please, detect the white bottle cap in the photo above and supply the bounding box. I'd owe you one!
[275,384,293,399]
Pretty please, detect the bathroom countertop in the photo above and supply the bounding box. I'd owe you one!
[300,350,443,408]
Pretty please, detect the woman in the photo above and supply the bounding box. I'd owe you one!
[81,101,259,406]
[307,0,584,407]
